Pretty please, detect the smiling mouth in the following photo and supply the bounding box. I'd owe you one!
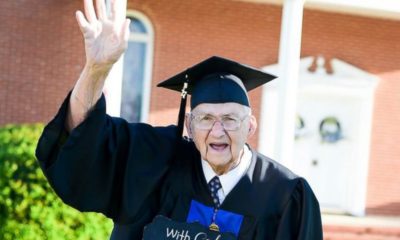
[209,143,229,151]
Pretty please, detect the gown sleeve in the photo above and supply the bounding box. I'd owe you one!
[35,92,178,224]
[274,178,323,240]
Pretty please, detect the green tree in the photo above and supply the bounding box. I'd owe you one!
[0,124,113,240]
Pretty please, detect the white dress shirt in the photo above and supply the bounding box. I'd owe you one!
[201,145,252,204]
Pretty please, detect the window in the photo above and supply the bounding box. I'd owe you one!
[105,10,154,123]
[120,13,153,122]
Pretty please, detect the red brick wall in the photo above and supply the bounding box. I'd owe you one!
[366,70,400,215]
[0,0,85,125]
[1,0,399,215]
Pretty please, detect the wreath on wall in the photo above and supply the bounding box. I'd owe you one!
[319,116,343,143]
[295,115,306,140]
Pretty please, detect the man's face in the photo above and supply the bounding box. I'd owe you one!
[186,102,257,175]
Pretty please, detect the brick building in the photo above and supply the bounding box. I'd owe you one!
[1,0,399,238]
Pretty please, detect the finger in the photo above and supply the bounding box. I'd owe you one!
[95,0,107,20]
[83,0,97,23]
[110,0,117,21]
[120,18,131,44]
[75,11,91,34]
[110,0,127,23]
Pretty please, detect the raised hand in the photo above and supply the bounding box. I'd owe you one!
[76,0,130,67]
[66,0,131,131]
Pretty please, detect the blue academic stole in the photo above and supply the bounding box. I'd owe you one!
[186,200,244,237]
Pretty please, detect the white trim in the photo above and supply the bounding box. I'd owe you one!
[236,0,400,20]
[128,34,151,42]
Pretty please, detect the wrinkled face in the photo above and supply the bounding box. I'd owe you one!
[185,102,257,175]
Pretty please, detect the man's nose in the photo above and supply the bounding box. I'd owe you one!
[209,121,226,137]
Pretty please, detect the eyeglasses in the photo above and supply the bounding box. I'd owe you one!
[190,113,249,131]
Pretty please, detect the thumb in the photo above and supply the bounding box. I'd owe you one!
[75,10,90,35]
[121,18,130,43]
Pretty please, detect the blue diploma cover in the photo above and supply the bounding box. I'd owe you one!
[142,200,243,239]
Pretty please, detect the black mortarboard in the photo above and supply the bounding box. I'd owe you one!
[157,56,277,136]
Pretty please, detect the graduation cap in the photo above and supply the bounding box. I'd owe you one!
[157,56,277,137]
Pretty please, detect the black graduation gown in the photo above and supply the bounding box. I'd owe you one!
[36,93,323,240]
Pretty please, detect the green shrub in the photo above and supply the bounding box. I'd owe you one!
[0,124,113,240]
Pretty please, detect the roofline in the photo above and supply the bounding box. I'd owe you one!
[236,0,400,21]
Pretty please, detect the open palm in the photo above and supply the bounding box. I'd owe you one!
[76,0,130,67]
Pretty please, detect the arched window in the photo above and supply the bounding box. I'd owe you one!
[120,11,154,122]
[105,10,154,123]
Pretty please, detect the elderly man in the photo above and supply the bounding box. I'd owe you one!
[36,0,323,239]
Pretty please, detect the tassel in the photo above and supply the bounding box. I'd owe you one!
[177,74,189,137]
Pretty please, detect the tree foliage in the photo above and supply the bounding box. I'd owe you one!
[0,124,113,239]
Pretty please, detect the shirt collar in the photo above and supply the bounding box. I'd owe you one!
[201,145,252,195]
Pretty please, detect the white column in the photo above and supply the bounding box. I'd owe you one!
[104,57,123,117]
[274,0,305,168]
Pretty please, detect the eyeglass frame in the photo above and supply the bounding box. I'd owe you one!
[188,113,250,131]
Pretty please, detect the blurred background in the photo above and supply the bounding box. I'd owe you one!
[0,0,399,239]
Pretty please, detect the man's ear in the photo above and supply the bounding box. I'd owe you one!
[247,115,257,138]
[185,113,193,138]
